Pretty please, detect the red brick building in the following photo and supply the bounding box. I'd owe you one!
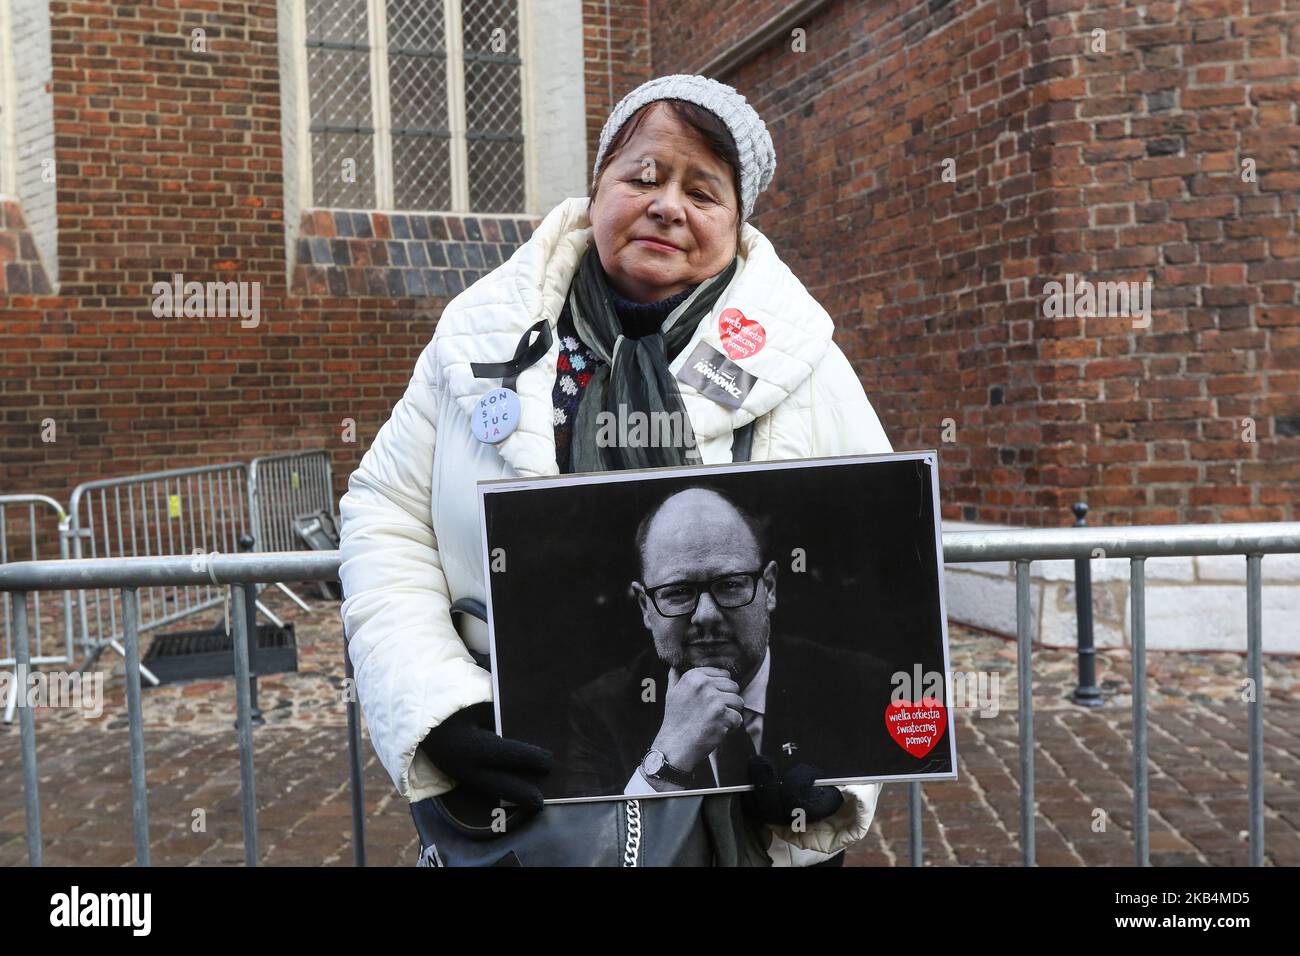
[2,0,1297,531]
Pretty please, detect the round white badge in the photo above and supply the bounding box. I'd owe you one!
[472,387,521,444]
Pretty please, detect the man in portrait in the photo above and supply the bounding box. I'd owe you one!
[563,485,941,800]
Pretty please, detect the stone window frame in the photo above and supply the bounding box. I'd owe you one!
[276,0,588,291]
[0,0,57,294]
[0,0,11,201]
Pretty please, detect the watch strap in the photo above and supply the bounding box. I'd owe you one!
[643,750,694,788]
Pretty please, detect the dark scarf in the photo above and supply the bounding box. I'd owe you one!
[609,283,699,338]
[567,244,739,473]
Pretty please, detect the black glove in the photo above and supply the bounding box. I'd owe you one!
[418,702,554,811]
[741,755,844,826]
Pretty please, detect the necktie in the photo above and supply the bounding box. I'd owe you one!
[712,711,757,787]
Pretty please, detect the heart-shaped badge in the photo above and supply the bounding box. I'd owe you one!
[718,308,766,360]
[885,698,948,759]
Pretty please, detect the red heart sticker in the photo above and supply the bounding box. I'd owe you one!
[885,698,947,759]
[718,308,766,360]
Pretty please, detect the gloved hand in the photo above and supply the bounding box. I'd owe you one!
[741,755,843,826]
[418,702,554,811]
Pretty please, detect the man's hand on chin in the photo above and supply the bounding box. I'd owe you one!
[649,665,744,778]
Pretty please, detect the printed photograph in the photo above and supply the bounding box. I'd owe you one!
[480,452,957,803]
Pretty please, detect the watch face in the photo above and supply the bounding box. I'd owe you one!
[643,750,665,775]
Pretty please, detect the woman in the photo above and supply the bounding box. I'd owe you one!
[338,74,894,866]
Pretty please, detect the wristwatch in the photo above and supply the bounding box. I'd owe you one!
[641,749,694,787]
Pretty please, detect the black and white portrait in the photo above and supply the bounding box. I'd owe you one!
[480,451,956,803]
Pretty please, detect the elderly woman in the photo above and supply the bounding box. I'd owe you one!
[339,74,894,867]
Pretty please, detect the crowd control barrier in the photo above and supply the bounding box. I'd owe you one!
[2,520,1295,867]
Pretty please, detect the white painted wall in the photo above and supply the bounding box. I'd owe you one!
[6,0,58,286]
[943,520,1300,654]
[277,0,304,282]
[524,0,588,216]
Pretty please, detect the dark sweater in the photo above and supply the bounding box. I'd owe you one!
[551,283,700,473]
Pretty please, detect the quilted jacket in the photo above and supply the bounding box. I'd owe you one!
[338,195,894,865]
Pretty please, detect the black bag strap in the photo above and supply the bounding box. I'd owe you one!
[450,598,492,671]
[731,418,755,463]
[450,597,488,622]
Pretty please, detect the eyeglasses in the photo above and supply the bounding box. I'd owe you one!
[641,569,765,618]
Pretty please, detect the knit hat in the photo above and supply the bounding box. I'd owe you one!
[591,74,777,223]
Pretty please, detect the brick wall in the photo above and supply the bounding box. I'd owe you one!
[649,0,1300,526]
[582,0,654,176]
[0,2,414,516]
[3,0,1294,535]
[0,0,650,534]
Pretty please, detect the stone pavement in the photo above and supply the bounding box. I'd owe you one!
[1,591,1296,866]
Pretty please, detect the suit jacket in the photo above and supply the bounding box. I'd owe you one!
[561,633,951,799]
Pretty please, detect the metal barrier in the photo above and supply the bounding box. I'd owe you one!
[248,449,339,611]
[938,520,1300,868]
[0,520,1296,867]
[66,463,252,677]
[249,449,336,553]
[1,495,76,724]
[0,550,362,867]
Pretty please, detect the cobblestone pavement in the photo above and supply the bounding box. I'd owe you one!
[1,592,1296,866]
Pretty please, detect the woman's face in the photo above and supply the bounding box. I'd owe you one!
[588,103,740,303]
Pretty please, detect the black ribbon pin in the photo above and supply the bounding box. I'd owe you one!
[470,319,553,392]
[467,319,553,444]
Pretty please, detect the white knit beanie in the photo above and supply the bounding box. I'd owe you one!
[591,74,777,223]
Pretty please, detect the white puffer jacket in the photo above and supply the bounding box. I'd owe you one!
[339,196,895,866]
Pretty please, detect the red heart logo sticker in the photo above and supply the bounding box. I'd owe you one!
[718,308,766,360]
[885,698,948,759]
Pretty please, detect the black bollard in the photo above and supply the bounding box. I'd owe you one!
[1071,502,1103,707]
